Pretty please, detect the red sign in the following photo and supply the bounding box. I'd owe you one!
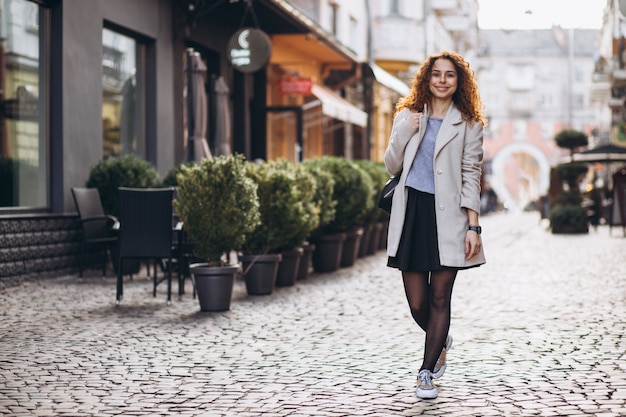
[277,78,313,95]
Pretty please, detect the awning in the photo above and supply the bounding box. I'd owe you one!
[305,84,368,127]
[369,64,410,96]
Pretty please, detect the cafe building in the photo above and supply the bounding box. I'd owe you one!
[0,0,408,283]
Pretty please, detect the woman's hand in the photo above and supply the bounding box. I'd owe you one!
[406,112,422,130]
[465,231,482,260]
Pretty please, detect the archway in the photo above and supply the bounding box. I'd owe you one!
[489,143,551,211]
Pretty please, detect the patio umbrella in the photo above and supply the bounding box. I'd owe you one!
[213,75,232,157]
[572,143,626,163]
[186,51,211,162]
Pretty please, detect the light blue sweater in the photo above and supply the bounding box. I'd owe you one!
[405,117,443,194]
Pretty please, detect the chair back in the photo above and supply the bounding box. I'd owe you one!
[118,187,175,258]
[71,187,112,240]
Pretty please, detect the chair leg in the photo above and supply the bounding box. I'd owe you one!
[167,256,172,305]
[116,258,123,305]
[153,259,158,297]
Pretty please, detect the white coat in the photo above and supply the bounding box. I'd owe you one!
[383,105,486,268]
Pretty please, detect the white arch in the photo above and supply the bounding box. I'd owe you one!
[488,142,551,211]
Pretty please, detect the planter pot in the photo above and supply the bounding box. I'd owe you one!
[367,223,384,255]
[312,232,346,273]
[297,242,315,280]
[276,247,303,287]
[552,224,589,234]
[358,224,373,258]
[190,263,238,312]
[379,221,389,250]
[340,227,364,267]
[240,253,282,295]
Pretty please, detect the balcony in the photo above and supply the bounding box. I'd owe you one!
[430,0,459,15]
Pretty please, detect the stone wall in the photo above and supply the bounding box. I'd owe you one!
[0,215,82,288]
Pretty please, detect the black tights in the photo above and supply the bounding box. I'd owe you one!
[402,268,457,372]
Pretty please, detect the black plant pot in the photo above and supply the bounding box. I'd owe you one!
[297,242,315,280]
[276,247,303,287]
[367,223,384,255]
[340,227,364,267]
[358,224,373,258]
[240,253,282,295]
[190,263,238,312]
[311,232,346,273]
[379,221,389,250]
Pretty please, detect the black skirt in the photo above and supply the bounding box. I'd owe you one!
[387,187,443,272]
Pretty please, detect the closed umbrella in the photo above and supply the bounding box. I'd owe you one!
[186,51,211,162]
[214,75,232,157]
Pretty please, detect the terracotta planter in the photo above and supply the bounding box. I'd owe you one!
[312,232,346,273]
[190,263,238,312]
[340,227,364,267]
[297,242,315,279]
[276,247,303,287]
[239,253,282,295]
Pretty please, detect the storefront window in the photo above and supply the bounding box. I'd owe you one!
[0,0,49,209]
[102,28,145,158]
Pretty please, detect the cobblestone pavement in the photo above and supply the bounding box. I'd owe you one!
[0,212,625,417]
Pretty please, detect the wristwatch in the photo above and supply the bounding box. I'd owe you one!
[468,225,482,235]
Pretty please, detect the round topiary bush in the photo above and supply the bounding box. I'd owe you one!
[86,154,161,216]
[174,154,261,265]
[301,159,336,239]
[242,159,319,254]
[302,156,373,234]
[354,159,390,225]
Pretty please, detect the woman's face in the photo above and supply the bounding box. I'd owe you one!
[429,58,458,101]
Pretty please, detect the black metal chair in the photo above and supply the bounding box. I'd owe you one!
[71,187,119,278]
[115,187,181,305]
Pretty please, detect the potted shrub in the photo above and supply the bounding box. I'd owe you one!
[354,159,389,256]
[270,160,319,286]
[302,157,373,271]
[298,162,336,278]
[174,154,261,311]
[240,160,318,293]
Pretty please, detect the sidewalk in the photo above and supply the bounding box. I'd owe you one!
[0,211,625,416]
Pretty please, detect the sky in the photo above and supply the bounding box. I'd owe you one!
[477,0,605,30]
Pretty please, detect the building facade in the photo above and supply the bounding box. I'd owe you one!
[476,28,600,210]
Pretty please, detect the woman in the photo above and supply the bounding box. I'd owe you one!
[383,50,486,399]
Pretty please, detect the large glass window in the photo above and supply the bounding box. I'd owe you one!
[102,27,145,158]
[0,0,49,209]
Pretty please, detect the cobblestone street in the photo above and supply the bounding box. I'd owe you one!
[0,211,625,417]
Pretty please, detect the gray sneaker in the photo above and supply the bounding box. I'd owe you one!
[432,334,453,379]
[415,369,438,399]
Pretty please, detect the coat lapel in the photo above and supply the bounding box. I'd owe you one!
[434,105,462,158]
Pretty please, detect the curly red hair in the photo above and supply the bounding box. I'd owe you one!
[395,50,485,125]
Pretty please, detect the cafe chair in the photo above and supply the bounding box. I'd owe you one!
[71,187,119,278]
[115,187,180,305]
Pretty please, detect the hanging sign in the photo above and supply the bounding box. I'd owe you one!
[277,77,313,95]
[227,27,272,73]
